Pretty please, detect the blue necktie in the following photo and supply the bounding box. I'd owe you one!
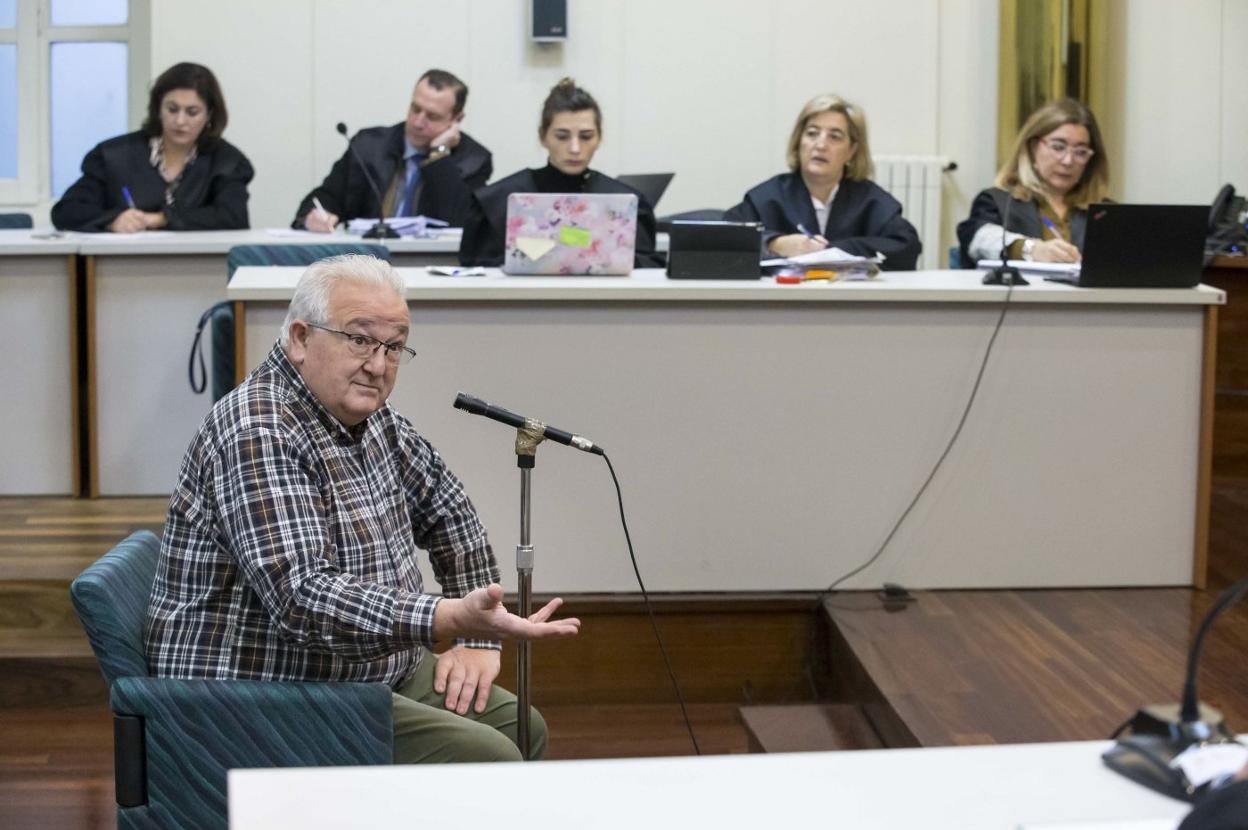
[397,155,423,217]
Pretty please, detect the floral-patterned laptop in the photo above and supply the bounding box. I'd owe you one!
[502,192,638,275]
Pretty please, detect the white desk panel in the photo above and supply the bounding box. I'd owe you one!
[230,741,1189,830]
[231,268,1219,591]
[0,249,76,494]
[87,231,465,495]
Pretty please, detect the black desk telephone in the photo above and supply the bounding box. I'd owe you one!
[1207,183,1248,260]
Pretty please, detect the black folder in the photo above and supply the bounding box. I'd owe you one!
[666,221,763,280]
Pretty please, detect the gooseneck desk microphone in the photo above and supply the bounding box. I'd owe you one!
[981,194,1028,286]
[335,122,399,239]
[1102,575,1248,801]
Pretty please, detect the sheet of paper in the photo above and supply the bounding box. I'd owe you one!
[515,236,556,261]
[559,226,592,248]
[427,266,487,277]
[1017,820,1178,830]
[83,230,176,240]
[976,259,1081,277]
[1173,742,1248,787]
[265,228,327,238]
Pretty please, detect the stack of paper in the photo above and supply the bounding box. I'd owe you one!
[345,216,450,238]
[975,259,1081,278]
[762,246,884,278]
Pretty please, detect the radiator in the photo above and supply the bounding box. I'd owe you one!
[873,155,950,270]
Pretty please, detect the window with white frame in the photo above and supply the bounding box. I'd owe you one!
[0,0,148,209]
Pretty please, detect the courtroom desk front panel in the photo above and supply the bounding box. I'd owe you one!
[78,230,465,495]
[230,740,1191,829]
[230,268,1223,592]
[0,231,80,494]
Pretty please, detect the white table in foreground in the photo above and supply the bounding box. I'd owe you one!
[228,740,1188,830]
[228,268,1222,591]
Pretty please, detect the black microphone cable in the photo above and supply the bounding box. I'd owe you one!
[452,393,700,753]
[820,277,1017,599]
[601,451,702,755]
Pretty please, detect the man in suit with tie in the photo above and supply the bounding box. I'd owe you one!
[293,69,493,232]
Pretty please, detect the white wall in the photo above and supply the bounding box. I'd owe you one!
[1102,0,1247,205]
[143,0,999,259]
[11,0,1246,257]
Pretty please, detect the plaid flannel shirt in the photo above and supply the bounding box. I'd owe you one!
[144,344,500,686]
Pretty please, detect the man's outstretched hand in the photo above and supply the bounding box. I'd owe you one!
[433,584,581,643]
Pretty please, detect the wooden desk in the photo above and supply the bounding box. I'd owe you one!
[1202,255,1248,479]
[229,268,1222,591]
[229,740,1190,829]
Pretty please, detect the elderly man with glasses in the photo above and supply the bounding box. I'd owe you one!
[145,254,578,763]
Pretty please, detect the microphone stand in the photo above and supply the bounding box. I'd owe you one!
[513,421,546,761]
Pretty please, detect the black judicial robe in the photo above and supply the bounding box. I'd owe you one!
[293,123,493,229]
[51,131,253,232]
[955,187,1088,268]
[725,173,921,271]
[458,164,662,268]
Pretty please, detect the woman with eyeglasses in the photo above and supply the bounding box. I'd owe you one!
[724,93,921,270]
[52,62,253,233]
[957,98,1109,267]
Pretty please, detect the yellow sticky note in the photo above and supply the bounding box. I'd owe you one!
[516,236,557,261]
[559,226,592,248]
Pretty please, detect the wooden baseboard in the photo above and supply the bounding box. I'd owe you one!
[495,593,822,705]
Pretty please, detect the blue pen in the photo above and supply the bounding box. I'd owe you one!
[121,186,137,210]
[796,223,818,240]
[1040,216,1063,240]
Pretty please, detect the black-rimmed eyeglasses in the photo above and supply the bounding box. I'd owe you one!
[307,323,417,365]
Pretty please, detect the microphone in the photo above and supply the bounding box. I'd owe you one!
[1102,575,1248,801]
[335,122,399,239]
[453,392,604,455]
[981,191,1028,286]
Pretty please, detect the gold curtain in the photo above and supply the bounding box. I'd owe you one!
[997,0,1109,167]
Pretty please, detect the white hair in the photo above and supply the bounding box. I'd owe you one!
[278,255,405,348]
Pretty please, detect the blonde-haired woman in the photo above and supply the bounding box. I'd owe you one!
[726,94,920,270]
[957,97,1109,266]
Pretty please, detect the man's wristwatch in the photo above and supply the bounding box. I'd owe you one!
[426,144,450,163]
[1021,238,1037,261]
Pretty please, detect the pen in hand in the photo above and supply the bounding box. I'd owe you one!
[312,197,334,230]
[121,186,137,210]
[1040,216,1063,240]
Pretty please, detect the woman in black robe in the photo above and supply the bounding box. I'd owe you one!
[52,62,253,233]
[956,98,1109,267]
[725,94,920,271]
[459,78,659,267]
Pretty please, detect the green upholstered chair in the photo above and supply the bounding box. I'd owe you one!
[190,243,392,402]
[70,530,393,830]
[0,212,34,229]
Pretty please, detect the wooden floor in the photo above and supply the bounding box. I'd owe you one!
[3,478,1247,829]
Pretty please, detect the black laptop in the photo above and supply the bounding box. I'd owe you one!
[1051,203,1206,288]
[617,173,675,211]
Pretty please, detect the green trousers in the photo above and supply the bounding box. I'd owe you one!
[391,650,547,763]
